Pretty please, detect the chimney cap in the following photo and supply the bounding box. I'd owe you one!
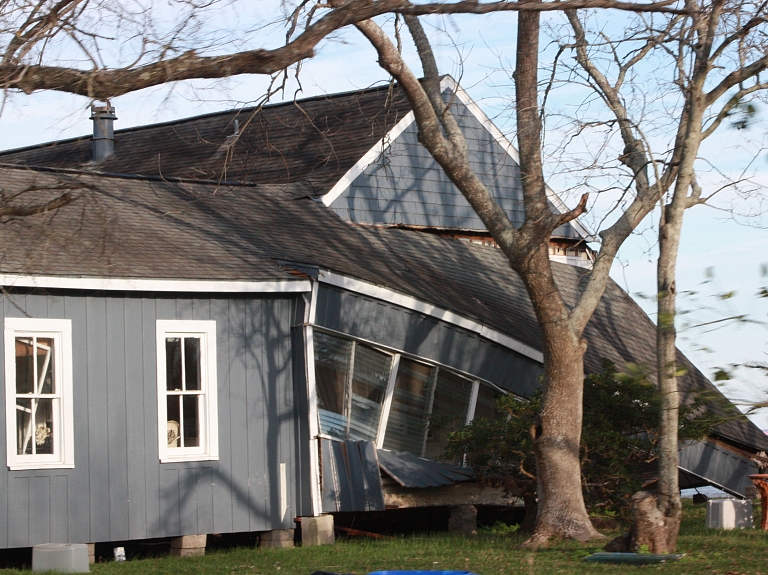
[90,101,117,120]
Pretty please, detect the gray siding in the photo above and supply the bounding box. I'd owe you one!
[0,291,311,548]
[314,285,542,397]
[329,91,578,239]
[679,440,758,498]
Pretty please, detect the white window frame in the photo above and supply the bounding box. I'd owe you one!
[4,317,74,470]
[156,320,219,463]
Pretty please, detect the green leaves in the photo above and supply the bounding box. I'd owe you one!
[444,360,720,517]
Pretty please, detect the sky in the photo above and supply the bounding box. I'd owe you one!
[1,5,767,428]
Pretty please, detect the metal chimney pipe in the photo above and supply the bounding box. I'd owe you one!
[90,102,117,162]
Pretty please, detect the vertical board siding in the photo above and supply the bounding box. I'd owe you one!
[315,286,543,397]
[0,291,307,548]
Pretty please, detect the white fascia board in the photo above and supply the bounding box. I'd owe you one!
[441,76,596,242]
[321,110,416,207]
[0,274,311,293]
[318,270,544,363]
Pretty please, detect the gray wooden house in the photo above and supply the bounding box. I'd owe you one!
[0,78,765,550]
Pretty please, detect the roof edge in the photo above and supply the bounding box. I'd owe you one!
[0,274,311,293]
[317,269,544,363]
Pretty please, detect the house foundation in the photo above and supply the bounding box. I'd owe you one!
[448,505,477,536]
[260,529,295,548]
[170,534,207,557]
[300,515,335,546]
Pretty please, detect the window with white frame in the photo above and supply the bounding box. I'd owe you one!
[156,320,218,462]
[4,318,74,470]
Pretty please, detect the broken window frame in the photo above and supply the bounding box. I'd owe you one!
[4,318,74,470]
[156,320,219,463]
[311,328,506,458]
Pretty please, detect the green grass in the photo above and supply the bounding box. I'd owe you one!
[18,502,768,574]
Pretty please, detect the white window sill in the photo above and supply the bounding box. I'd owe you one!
[159,454,219,464]
[8,462,74,471]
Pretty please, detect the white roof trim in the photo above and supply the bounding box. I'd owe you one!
[442,76,595,241]
[317,270,544,363]
[0,275,311,293]
[321,110,416,207]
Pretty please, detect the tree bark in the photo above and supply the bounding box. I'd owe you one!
[514,3,603,545]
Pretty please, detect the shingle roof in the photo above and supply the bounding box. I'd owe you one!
[0,85,413,193]
[1,165,764,452]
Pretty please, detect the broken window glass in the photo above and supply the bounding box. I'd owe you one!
[348,344,391,441]
[313,332,353,440]
[473,384,503,422]
[383,358,434,454]
[423,370,473,460]
[313,331,392,442]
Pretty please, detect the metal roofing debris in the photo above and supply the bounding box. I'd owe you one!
[320,440,385,513]
[376,449,475,488]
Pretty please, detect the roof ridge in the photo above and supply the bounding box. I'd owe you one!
[0,81,406,156]
[0,161,315,189]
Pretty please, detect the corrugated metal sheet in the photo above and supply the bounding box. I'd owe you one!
[377,450,475,488]
[320,440,385,513]
[679,440,758,498]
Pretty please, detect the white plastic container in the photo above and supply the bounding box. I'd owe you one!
[706,499,754,529]
[32,543,90,573]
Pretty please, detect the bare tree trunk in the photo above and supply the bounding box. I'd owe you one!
[654,201,683,552]
[515,3,603,545]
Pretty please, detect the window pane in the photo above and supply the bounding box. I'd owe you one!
[313,332,352,440]
[33,399,54,455]
[16,398,32,455]
[166,338,182,391]
[15,338,34,395]
[37,338,55,395]
[182,395,200,447]
[184,338,201,391]
[473,385,502,422]
[167,395,181,448]
[424,371,473,460]
[349,344,391,441]
[383,359,434,454]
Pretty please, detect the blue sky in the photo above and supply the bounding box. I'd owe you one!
[2,7,766,427]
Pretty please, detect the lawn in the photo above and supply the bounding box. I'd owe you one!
[17,502,768,574]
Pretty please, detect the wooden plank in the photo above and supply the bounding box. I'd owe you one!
[227,298,250,533]
[124,297,147,540]
[179,467,198,534]
[142,298,162,539]
[50,475,69,543]
[246,298,267,531]
[159,468,180,537]
[210,298,233,534]
[384,483,516,509]
[196,467,214,535]
[64,296,91,544]
[106,296,129,541]
[29,476,51,544]
[86,296,110,542]
[8,476,29,547]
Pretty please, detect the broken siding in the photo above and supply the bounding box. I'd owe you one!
[329,93,579,239]
[313,285,542,397]
[0,290,310,548]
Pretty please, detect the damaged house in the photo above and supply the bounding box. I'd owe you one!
[0,77,764,550]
